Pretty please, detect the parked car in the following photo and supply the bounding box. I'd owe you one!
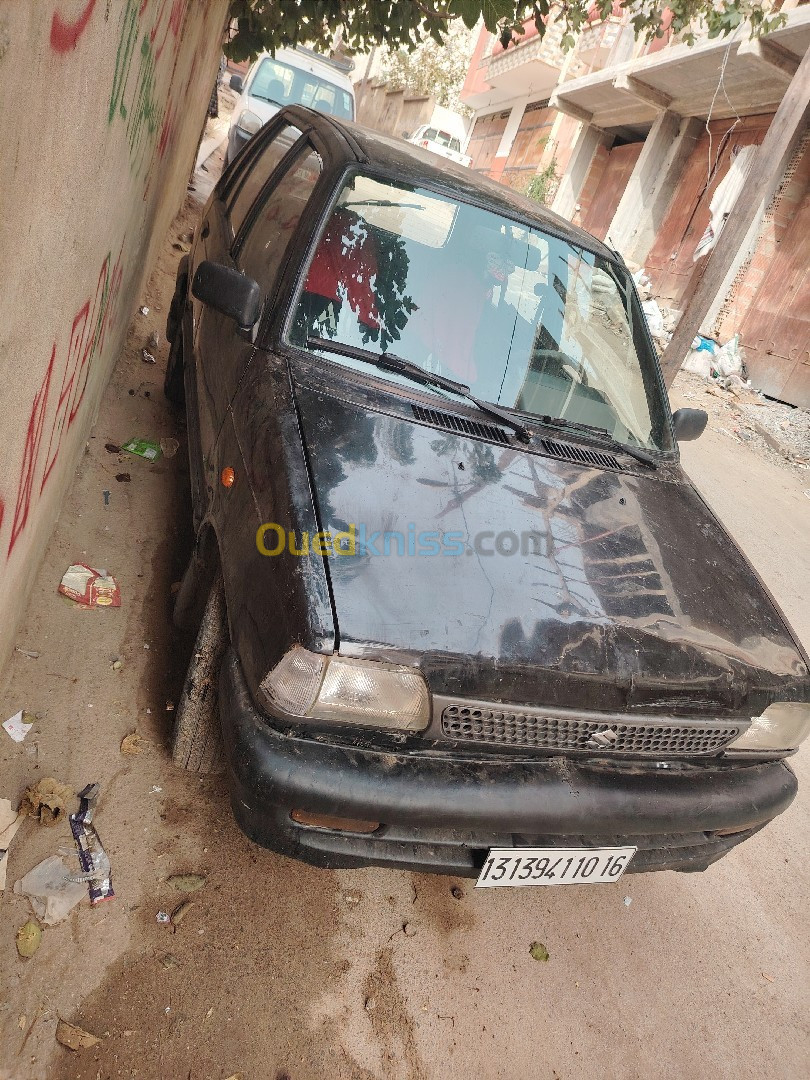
[407,123,471,167]
[165,105,809,885]
[226,47,355,165]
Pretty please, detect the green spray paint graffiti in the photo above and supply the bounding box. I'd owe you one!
[108,0,184,174]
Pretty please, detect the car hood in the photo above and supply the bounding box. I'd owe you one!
[294,383,808,716]
[241,96,282,126]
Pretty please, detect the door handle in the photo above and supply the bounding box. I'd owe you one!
[200,221,210,239]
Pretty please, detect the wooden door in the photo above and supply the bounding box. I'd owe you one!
[645,114,772,305]
[467,111,509,176]
[738,145,810,407]
[580,141,644,241]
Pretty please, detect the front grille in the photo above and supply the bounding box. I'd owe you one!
[441,704,740,756]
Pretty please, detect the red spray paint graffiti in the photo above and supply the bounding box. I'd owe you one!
[50,0,98,52]
[6,241,126,559]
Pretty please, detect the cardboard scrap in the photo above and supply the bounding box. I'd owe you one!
[58,564,121,608]
[0,799,24,890]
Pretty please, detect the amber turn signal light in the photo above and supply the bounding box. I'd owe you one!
[291,809,379,834]
[221,466,236,488]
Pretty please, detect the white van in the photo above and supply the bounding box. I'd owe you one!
[227,47,355,164]
[407,124,471,167]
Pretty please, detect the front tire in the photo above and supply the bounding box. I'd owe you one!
[172,573,227,773]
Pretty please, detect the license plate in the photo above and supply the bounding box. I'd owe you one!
[475,846,636,888]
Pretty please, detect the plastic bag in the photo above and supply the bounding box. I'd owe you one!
[642,299,665,339]
[681,350,714,379]
[712,333,743,378]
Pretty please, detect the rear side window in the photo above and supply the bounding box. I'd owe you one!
[237,148,323,297]
[228,123,302,236]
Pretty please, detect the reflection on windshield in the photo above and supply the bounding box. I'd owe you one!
[290,173,670,451]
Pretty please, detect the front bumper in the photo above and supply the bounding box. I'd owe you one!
[219,648,798,876]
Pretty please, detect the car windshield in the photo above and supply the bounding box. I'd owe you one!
[250,57,354,119]
[290,173,672,452]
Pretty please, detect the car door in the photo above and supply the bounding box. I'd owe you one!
[191,119,304,465]
[208,141,327,672]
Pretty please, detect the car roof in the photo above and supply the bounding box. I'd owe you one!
[278,106,615,259]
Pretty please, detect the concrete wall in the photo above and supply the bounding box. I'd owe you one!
[0,0,228,675]
[355,77,435,138]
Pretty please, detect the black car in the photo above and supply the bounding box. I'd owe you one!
[165,105,809,885]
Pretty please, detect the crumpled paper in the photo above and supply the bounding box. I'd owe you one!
[21,778,75,826]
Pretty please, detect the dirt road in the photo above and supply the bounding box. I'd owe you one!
[1,171,808,1080]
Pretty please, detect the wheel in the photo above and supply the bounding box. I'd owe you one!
[163,324,185,405]
[172,573,227,772]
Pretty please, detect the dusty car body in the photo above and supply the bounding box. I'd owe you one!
[166,105,809,883]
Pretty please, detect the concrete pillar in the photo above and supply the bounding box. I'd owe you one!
[551,123,612,219]
[495,99,528,160]
[607,112,703,263]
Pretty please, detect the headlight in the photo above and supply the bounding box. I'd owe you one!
[728,702,810,752]
[259,647,429,732]
[236,109,263,135]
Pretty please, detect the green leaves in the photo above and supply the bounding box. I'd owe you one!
[226,2,786,63]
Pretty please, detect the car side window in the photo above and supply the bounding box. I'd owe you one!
[237,147,323,297]
[227,123,303,237]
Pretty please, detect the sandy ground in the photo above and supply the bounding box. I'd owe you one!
[1,151,809,1080]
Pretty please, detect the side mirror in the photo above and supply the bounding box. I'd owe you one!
[191,261,261,329]
[401,130,410,138]
[229,74,244,93]
[672,408,708,442]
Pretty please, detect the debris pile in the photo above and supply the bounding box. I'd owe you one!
[633,269,678,353]
[673,370,810,470]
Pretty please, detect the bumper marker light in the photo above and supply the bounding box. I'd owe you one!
[291,810,380,833]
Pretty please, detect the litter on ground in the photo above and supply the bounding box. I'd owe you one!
[58,564,121,608]
[16,919,42,958]
[529,941,550,962]
[3,710,34,743]
[55,1020,100,1050]
[69,784,115,904]
[122,438,162,461]
[21,778,75,826]
[0,799,24,890]
[14,855,87,924]
[120,732,145,754]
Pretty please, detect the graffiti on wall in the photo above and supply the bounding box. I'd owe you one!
[50,0,98,52]
[1,0,225,563]
[108,0,188,175]
[6,241,126,558]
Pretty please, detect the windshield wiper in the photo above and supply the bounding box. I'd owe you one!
[534,414,658,468]
[252,94,285,107]
[342,199,424,210]
[306,337,533,442]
